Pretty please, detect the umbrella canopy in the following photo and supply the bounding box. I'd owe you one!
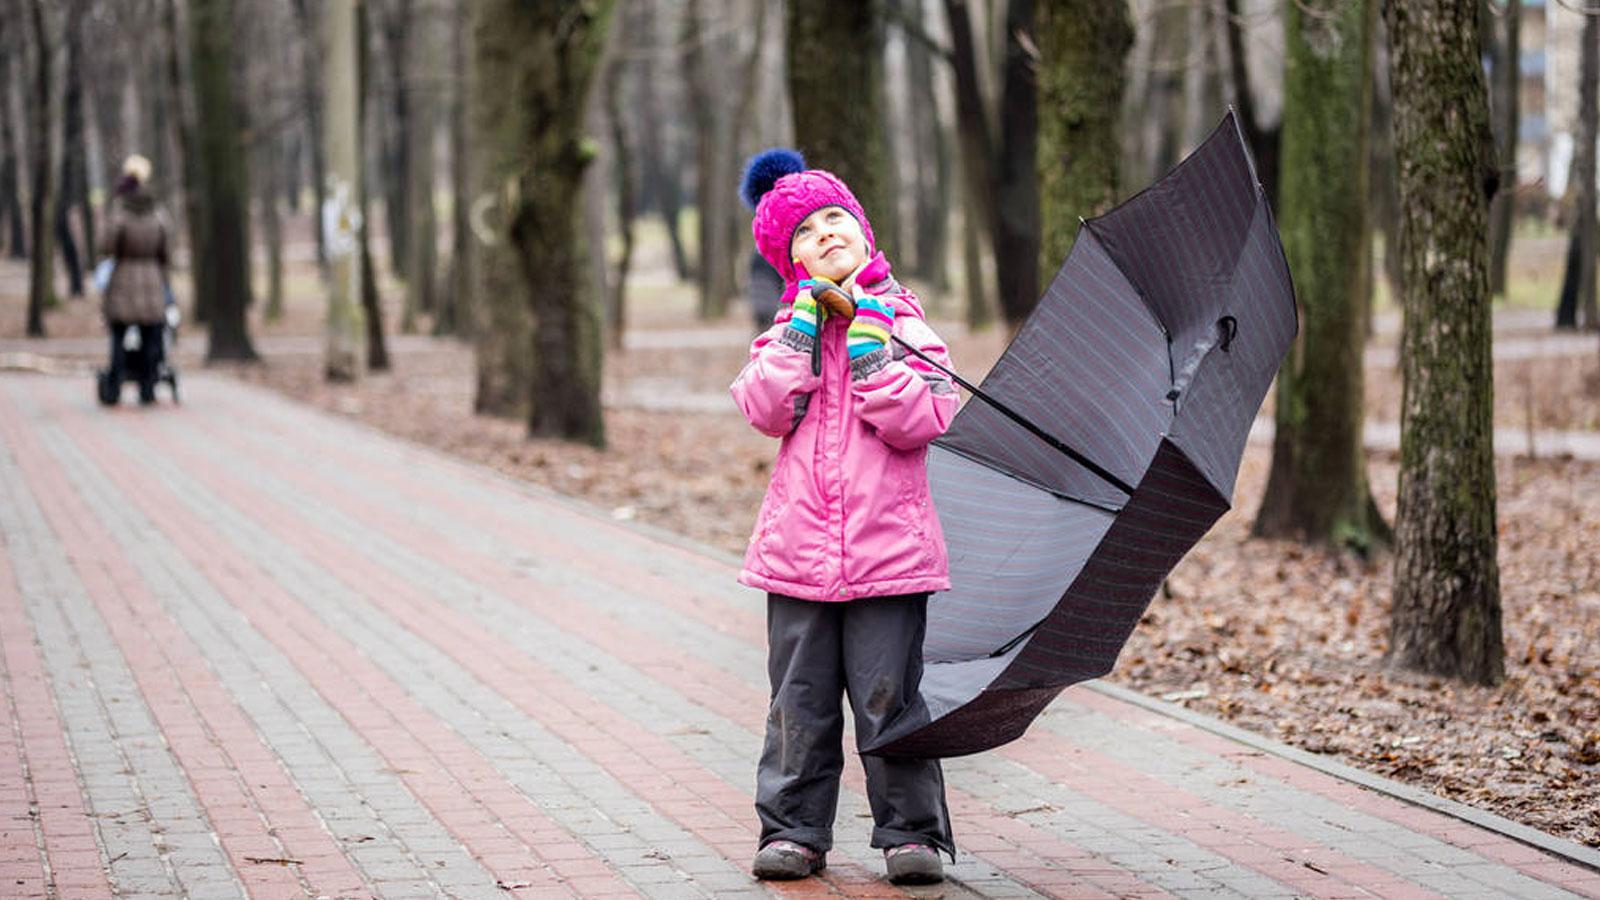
[864,111,1297,758]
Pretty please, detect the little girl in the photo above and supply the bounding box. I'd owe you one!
[731,149,958,885]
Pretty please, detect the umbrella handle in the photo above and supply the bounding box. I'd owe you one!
[890,336,1136,497]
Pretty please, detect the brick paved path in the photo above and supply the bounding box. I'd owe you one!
[2,372,1598,900]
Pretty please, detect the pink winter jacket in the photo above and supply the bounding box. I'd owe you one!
[731,260,959,602]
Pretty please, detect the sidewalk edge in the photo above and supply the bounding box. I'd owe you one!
[1082,679,1600,874]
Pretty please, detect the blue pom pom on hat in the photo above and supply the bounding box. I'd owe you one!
[740,148,806,210]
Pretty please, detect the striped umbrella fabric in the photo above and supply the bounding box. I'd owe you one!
[865,111,1298,758]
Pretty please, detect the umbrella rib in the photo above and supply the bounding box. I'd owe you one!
[893,336,1137,496]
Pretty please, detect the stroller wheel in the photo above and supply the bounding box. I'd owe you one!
[96,369,120,406]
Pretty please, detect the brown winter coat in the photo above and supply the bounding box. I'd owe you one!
[98,193,170,325]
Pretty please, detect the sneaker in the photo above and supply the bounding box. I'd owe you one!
[751,840,826,879]
[885,843,944,885]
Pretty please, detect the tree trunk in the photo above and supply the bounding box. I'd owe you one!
[1223,0,1281,209]
[1574,9,1598,330]
[322,0,363,380]
[905,0,950,291]
[1486,0,1519,298]
[190,0,257,362]
[1371,7,1402,320]
[633,0,689,282]
[1035,0,1133,288]
[165,0,207,324]
[403,2,438,331]
[961,180,993,330]
[356,0,389,371]
[55,8,87,298]
[990,0,1037,327]
[945,0,998,317]
[261,141,285,321]
[1253,0,1388,550]
[604,0,637,352]
[291,0,329,267]
[1555,222,1581,330]
[25,0,57,337]
[439,0,471,337]
[1385,0,1503,686]
[0,35,25,259]
[379,0,411,282]
[684,0,741,318]
[470,0,612,446]
[787,0,892,254]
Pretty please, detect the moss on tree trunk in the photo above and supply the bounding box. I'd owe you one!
[786,0,891,256]
[1385,0,1503,685]
[1253,0,1388,551]
[470,0,611,448]
[1035,0,1132,287]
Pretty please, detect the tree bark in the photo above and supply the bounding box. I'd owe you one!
[356,0,389,371]
[0,30,25,259]
[378,0,411,282]
[787,0,892,257]
[633,0,689,282]
[260,139,284,321]
[322,0,363,381]
[604,0,637,352]
[25,0,57,337]
[439,0,472,337]
[54,6,86,298]
[1486,0,1519,298]
[471,0,612,446]
[1253,0,1388,550]
[164,0,207,324]
[403,1,438,331]
[1035,0,1133,288]
[291,0,329,267]
[904,0,950,291]
[1386,0,1503,685]
[684,0,741,318]
[1223,0,1281,209]
[991,0,1037,327]
[190,0,257,362]
[1574,8,1598,329]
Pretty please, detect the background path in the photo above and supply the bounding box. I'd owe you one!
[1,372,1597,899]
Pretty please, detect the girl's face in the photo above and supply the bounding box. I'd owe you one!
[791,206,868,284]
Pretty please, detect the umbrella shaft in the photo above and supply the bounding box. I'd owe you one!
[891,336,1136,497]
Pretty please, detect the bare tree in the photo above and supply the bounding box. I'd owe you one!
[1486,0,1520,298]
[470,0,613,446]
[438,0,472,337]
[1386,0,1503,685]
[322,0,363,381]
[1036,0,1134,282]
[1575,7,1598,329]
[25,0,59,338]
[189,0,257,361]
[53,1,88,298]
[1,7,28,260]
[1254,0,1389,550]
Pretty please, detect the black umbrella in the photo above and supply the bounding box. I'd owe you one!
[863,111,1297,758]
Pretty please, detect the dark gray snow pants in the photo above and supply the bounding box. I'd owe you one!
[755,592,954,857]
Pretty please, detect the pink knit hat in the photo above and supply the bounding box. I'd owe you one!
[741,149,877,288]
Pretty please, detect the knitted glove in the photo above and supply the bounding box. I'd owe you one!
[788,289,825,339]
[847,291,895,360]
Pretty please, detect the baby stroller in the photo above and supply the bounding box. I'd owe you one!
[96,290,181,406]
